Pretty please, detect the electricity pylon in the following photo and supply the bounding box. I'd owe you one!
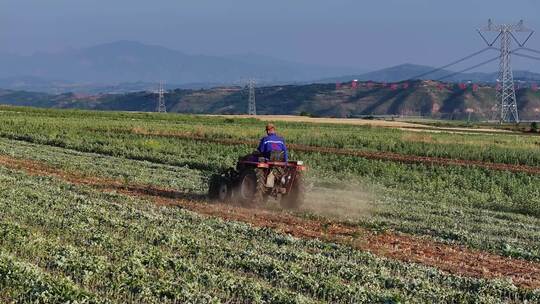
[248,79,256,115]
[156,81,167,113]
[478,19,534,123]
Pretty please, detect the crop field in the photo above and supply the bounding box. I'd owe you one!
[0,105,540,303]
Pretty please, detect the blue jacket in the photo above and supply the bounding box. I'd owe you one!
[257,133,288,162]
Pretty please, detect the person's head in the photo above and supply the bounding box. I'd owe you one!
[265,123,276,135]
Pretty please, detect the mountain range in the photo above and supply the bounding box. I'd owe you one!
[0,41,359,93]
[2,80,540,121]
[2,41,540,94]
[317,63,540,84]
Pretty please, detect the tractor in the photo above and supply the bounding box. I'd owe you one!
[208,153,306,209]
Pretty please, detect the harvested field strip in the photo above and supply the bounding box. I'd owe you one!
[131,128,540,175]
[217,115,516,135]
[1,154,539,289]
[208,115,428,128]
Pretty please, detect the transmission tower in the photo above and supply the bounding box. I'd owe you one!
[478,19,534,123]
[156,81,167,113]
[247,79,256,115]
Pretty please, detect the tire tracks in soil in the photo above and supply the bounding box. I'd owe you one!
[1,154,539,289]
[131,128,540,175]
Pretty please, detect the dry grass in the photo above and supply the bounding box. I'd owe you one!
[209,115,426,128]
[401,133,435,144]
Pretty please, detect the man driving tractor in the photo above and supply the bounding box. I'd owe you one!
[208,121,305,209]
[257,123,288,162]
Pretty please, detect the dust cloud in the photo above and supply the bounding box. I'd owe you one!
[299,183,376,222]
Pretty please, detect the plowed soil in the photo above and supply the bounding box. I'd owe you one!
[1,154,539,289]
[131,128,540,175]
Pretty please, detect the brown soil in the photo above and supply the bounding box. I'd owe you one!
[0,154,539,289]
[132,128,540,175]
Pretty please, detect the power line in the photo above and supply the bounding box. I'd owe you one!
[436,56,500,81]
[513,52,540,61]
[519,47,540,55]
[408,47,496,80]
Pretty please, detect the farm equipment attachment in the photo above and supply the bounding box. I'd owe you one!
[209,153,306,209]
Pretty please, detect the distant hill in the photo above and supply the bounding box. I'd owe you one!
[0,41,359,91]
[4,42,540,94]
[0,76,228,94]
[2,80,540,120]
[317,63,540,83]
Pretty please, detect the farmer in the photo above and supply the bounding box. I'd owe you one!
[257,123,289,162]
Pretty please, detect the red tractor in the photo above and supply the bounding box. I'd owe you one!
[209,153,306,209]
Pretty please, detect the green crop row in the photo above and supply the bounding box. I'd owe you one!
[1,106,540,166]
[1,106,540,302]
[0,254,98,303]
[1,167,538,303]
[0,133,538,262]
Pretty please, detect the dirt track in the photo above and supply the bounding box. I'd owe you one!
[1,154,539,289]
[132,128,540,175]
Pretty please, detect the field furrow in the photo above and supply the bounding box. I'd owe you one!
[0,135,538,262]
[0,153,539,289]
[5,166,539,302]
[1,107,539,301]
[130,128,540,175]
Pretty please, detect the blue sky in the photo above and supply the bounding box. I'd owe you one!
[1,0,539,71]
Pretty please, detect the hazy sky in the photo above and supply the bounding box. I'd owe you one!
[1,0,540,71]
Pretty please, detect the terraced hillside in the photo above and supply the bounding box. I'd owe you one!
[0,106,539,303]
[2,80,540,120]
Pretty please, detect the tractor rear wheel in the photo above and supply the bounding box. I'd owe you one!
[208,175,231,203]
[280,173,305,209]
[237,168,266,207]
